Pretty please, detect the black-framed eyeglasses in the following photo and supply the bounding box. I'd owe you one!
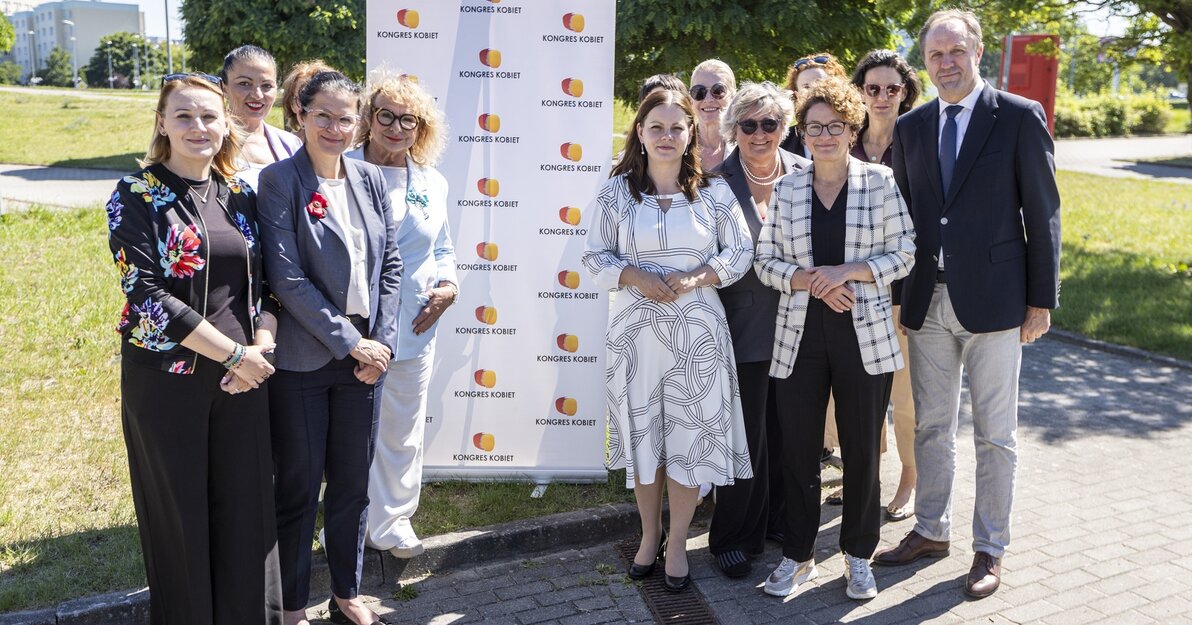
[802,121,848,137]
[863,83,904,98]
[375,108,420,131]
[162,72,222,87]
[792,55,831,71]
[737,118,781,135]
[690,83,729,101]
[302,108,361,132]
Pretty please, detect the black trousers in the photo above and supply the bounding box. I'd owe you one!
[709,361,773,556]
[121,358,282,625]
[774,301,891,561]
[270,356,381,610]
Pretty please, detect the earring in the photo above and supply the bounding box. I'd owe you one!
[640,144,644,155]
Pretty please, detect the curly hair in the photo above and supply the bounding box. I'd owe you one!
[355,68,448,166]
[610,88,707,203]
[783,52,848,96]
[720,81,796,146]
[795,77,867,140]
[850,49,921,117]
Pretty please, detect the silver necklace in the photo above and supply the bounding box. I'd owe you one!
[742,157,781,185]
[187,178,213,203]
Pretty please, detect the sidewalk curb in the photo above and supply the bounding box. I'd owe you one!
[1046,328,1192,372]
[0,502,651,625]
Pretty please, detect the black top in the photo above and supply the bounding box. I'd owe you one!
[186,177,251,346]
[811,182,847,268]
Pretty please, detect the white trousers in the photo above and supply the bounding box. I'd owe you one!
[365,347,434,550]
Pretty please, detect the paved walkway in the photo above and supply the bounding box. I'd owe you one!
[0,163,124,211]
[309,336,1192,624]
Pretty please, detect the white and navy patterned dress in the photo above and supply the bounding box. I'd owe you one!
[582,174,755,489]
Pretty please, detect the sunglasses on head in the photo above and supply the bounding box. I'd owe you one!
[162,72,222,87]
[792,55,831,71]
[690,83,729,101]
[375,108,420,131]
[863,83,904,98]
[737,118,781,135]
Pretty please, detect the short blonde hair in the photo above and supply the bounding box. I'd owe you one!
[795,77,867,135]
[720,81,795,145]
[356,68,448,167]
[920,9,984,50]
[691,58,737,90]
[142,76,245,180]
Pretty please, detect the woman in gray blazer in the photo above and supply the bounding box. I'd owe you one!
[257,70,401,625]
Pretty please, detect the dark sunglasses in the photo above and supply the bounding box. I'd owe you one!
[162,72,222,87]
[863,83,905,98]
[690,83,729,101]
[738,118,781,135]
[792,55,831,71]
[375,108,420,131]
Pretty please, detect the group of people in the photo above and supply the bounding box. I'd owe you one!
[585,7,1059,604]
[109,45,455,625]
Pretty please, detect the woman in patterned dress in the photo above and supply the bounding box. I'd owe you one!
[582,88,754,592]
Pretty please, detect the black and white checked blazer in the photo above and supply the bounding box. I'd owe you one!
[755,156,916,378]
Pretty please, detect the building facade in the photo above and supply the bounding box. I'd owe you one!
[4,0,143,82]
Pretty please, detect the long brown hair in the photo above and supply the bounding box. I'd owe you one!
[610,89,706,203]
[142,75,244,180]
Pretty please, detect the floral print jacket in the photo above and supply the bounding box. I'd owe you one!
[107,162,277,374]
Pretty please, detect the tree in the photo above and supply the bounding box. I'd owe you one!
[0,13,15,55]
[0,61,21,85]
[181,0,364,80]
[37,46,75,87]
[83,32,168,88]
[614,0,911,102]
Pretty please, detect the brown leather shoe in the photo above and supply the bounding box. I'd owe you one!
[872,531,950,566]
[965,552,1002,598]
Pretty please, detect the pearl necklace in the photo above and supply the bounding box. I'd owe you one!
[742,157,781,185]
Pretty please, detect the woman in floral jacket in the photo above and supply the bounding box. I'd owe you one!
[108,73,283,624]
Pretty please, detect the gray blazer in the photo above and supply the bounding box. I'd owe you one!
[257,147,403,372]
[713,147,810,364]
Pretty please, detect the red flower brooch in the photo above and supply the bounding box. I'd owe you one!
[306,191,329,220]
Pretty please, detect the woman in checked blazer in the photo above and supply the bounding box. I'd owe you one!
[754,77,914,601]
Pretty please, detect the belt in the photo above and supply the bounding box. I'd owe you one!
[935,270,947,284]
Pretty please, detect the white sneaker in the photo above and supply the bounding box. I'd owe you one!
[844,553,877,599]
[763,557,818,597]
[388,517,424,558]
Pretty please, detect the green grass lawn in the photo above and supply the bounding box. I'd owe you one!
[1169,101,1190,134]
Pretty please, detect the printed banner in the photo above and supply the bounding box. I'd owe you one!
[367,0,615,481]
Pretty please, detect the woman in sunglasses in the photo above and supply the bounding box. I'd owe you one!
[755,77,914,601]
[688,58,736,170]
[346,70,457,562]
[850,49,923,522]
[108,72,282,623]
[706,81,810,579]
[780,52,848,158]
[221,45,302,191]
[257,70,402,625]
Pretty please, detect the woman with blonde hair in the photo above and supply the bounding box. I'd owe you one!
[347,69,458,559]
[688,58,737,170]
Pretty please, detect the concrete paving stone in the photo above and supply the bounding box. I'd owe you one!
[532,586,594,607]
[1086,553,1145,580]
[475,596,537,618]
[615,604,654,623]
[992,577,1059,607]
[1135,594,1192,620]
[1038,566,1100,593]
[1045,585,1108,609]
[453,578,505,598]
[1001,598,1064,623]
[557,611,622,625]
[570,595,615,612]
[1083,540,1136,562]
[1088,610,1160,625]
[1039,535,1099,558]
[493,580,554,601]
[1038,551,1098,574]
[515,602,579,624]
[1008,563,1060,587]
[944,594,1013,620]
[1038,604,1109,625]
[1087,590,1152,616]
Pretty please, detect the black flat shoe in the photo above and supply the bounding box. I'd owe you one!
[627,529,667,579]
[664,573,691,592]
[327,599,394,625]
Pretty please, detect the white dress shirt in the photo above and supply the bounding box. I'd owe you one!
[936,80,986,160]
[317,176,371,317]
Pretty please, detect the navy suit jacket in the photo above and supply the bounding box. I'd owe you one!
[257,147,403,372]
[714,147,810,364]
[893,82,1060,333]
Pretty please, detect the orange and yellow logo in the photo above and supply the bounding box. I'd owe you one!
[562,13,585,33]
[561,78,584,98]
[558,270,580,290]
[477,178,500,197]
[475,305,498,325]
[401,73,420,84]
[478,113,500,133]
[479,49,502,68]
[476,242,499,261]
[557,334,579,353]
[474,369,497,388]
[396,9,419,28]
[560,142,583,162]
[559,207,582,226]
[472,432,495,452]
[555,397,578,416]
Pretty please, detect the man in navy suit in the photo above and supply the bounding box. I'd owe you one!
[873,9,1061,599]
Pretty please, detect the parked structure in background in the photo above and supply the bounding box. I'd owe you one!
[2,0,142,82]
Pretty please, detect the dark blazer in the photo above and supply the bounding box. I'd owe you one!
[779,129,808,159]
[257,147,403,372]
[893,82,1060,333]
[714,147,810,363]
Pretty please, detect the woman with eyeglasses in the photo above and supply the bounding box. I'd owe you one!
[688,59,736,170]
[280,59,334,134]
[706,81,810,579]
[779,53,848,158]
[221,45,302,191]
[755,77,914,601]
[345,69,456,562]
[850,49,923,522]
[583,88,754,593]
[257,70,402,625]
[108,72,282,624]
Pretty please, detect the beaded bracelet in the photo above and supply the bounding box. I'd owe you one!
[221,343,246,370]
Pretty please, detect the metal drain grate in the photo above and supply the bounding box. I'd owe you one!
[614,540,720,625]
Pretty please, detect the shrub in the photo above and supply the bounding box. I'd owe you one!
[1052,90,1173,138]
[1128,92,1172,134]
[0,61,21,85]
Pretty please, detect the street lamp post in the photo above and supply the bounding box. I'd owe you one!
[106,41,114,89]
[26,30,37,81]
[62,20,79,87]
[164,0,174,74]
[131,42,140,89]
